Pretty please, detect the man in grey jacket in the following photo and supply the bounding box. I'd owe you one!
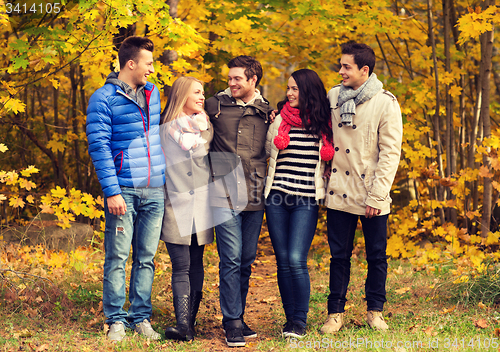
[205,56,274,347]
[320,42,403,333]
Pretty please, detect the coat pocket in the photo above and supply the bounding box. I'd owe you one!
[113,151,124,174]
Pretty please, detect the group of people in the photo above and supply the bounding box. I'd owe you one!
[86,36,403,347]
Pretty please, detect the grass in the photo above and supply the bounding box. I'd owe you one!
[1,234,500,351]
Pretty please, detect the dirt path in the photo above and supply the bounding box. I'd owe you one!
[189,233,282,351]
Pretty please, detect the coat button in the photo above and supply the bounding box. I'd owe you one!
[186,152,190,158]
[329,191,334,195]
[332,168,337,173]
[345,171,349,175]
[338,123,342,128]
[187,171,192,176]
[335,147,339,152]
[346,149,350,153]
[189,190,194,195]
[352,125,357,129]
[343,194,347,198]
[361,174,365,179]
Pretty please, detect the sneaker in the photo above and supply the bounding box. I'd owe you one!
[242,321,257,338]
[286,322,306,339]
[224,320,246,347]
[320,313,344,334]
[135,319,161,340]
[366,311,388,331]
[107,321,126,342]
[282,320,294,337]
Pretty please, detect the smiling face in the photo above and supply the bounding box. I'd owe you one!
[339,53,369,90]
[228,67,257,103]
[286,76,299,108]
[131,49,154,89]
[182,81,205,116]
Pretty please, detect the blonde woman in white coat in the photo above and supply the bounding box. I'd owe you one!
[264,69,334,338]
[160,77,214,341]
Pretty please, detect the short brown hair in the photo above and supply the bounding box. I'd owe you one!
[228,56,263,87]
[118,36,154,69]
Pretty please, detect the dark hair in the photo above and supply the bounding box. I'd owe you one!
[118,36,154,69]
[341,42,375,75]
[228,56,263,87]
[277,69,332,141]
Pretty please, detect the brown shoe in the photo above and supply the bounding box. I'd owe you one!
[366,311,388,330]
[320,313,344,334]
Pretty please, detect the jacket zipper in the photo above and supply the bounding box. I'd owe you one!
[117,89,152,187]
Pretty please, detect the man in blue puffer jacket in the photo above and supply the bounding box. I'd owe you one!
[86,36,166,342]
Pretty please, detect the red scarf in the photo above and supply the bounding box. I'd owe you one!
[273,101,334,161]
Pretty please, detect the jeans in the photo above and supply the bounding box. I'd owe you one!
[265,190,318,327]
[213,207,264,324]
[326,208,388,313]
[165,235,205,297]
[103,186,164,327]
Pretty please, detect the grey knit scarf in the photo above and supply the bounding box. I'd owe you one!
[337,73,383,126]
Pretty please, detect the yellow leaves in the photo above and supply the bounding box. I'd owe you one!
[0,194,6,201]
[9,196,25,208]
[457,5,498,44]
[20,165,40,177]
[49,79,60,89]
[478,165,494,178]
[452,275,469,284]
[18,178,36,191]
[394,287,410,294]
[51,186,66,198]
[47,140,65,153]
[0,143,8,153]
[0,96,26,114]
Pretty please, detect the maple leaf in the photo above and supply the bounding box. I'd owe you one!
[81,193,95,206]
[51,186,66,198]
[474,318,489,329]
[20,165,40,177]
[478,165,493,178]
[395,287,410,294]
[0,194,6,202]
[9,196,25,208]
[18,178,36,191]
[0,143,8,153]
[47,140,65,153]
[26,195,34,203]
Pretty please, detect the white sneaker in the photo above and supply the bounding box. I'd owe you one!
[108,321,126,342]
[135,319,161,340]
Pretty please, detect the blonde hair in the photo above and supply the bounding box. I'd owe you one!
[161,77,204,123]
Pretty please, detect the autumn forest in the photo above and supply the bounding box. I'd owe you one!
[1,0,500,307]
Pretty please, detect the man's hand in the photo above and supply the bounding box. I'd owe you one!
[269,109,278,123]
[365,205,381,218]
[107,194,127,216]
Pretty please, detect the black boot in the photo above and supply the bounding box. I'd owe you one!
[189,291,203,335]
[164,295,194,341]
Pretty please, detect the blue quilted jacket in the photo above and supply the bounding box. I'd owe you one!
[86,75,166,198]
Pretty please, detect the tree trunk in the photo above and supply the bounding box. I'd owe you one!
[442,0,457,225]
[427,0,445,225]
[480,0,494,236]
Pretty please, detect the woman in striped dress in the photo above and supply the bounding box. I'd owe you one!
[264,69,334,338]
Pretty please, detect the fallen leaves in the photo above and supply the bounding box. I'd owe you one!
[474,318,489,329]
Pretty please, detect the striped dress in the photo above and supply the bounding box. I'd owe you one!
[271,127,320,197]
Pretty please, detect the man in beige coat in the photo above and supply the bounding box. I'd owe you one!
[320,42,403,333]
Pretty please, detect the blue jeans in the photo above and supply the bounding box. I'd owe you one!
[103,186,164,327]
[265,191,318,327]
[213,207,264,324]
[326,209,388,313]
